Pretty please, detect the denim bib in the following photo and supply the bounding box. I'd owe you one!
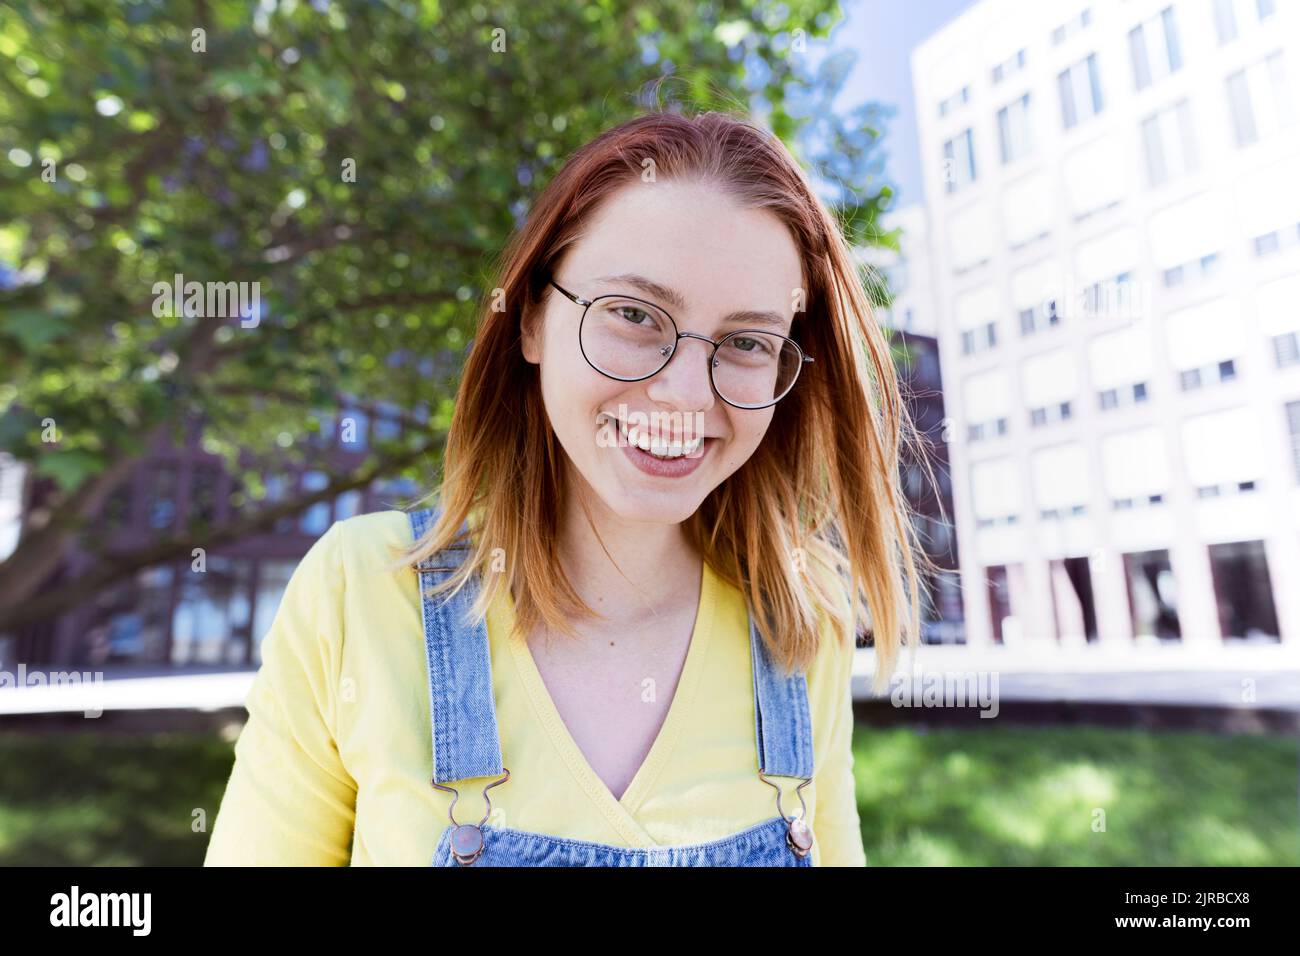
[409,507,816,867]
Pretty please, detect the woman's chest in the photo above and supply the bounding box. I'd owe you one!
[525,627,694,803]
[334,597,786,863]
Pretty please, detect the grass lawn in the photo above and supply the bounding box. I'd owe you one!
[0,722,1295,865]
[855,725,1299,866]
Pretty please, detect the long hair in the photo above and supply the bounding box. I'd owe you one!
[389,107,933,694]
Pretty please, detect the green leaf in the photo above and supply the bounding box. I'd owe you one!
[35,450,105,493]
[2,309,66,350]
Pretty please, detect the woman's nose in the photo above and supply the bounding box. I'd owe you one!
[645,335,717,411]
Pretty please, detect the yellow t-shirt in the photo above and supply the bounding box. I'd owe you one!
[203,510,867,867]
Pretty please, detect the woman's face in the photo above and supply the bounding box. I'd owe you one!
[521,178,804,526]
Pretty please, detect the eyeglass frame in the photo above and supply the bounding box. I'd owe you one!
[546,275,813,410]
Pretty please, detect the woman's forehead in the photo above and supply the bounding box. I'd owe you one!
[565,185,805,311]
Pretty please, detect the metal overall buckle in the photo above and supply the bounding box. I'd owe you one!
[431,768,511,865]
[759,771,814,858]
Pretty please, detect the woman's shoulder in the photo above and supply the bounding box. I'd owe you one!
[328,508,423,580]
[333,508,416,547]
[282,509,418,590]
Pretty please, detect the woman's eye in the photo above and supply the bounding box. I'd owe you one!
[731,336,769,354]
[617,307,651,325]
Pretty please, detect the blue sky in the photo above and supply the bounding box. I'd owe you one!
[818,0,979,208]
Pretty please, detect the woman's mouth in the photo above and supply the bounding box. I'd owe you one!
[596,411,715,478]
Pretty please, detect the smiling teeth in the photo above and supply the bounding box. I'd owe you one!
[608,415,704,458]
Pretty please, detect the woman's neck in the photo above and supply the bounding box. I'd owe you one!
[554,490,702,633]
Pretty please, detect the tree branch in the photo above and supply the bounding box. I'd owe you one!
[0,432,444,632]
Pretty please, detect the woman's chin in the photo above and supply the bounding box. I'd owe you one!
[595,484,704,527]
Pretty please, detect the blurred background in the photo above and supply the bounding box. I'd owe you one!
[0,0,1296,866]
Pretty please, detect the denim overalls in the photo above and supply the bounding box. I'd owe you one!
[408,507,816,867]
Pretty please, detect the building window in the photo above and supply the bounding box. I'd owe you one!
[149,464,178,530]
[1162,251,1221,288]
[1048,555,1099,642]
[1019,297,1060,336]
[1208,540,1281,641]
[191,463,221,526]
[1226,52,1297,148]
[1112,492,1165,510]
[335,488,363,520]
[986,565,1014,644]
[1130,7,1182,90]
[1142,99,1197,187]
[961,321,998,355]
[89,566,176,666]
[968,417,1010,442]
[372,475,423,508]
[992,48,1027,84]
[944,128,977,193]
[1196,478,1257,497]
[1214,0,1237,43]
[1097,380,1149,412]
[299,470,332,535]
[372,401,404,443]
[1124,549,1181,641]
[1215,0,1279,45]
[1273,331,1300,367]
[307,412,336,450]
[1253,231,1280,256]
[1081,272,1136,318]
[263,473,297,534]
[1051,7,1092,45]
[171,556,253,666]
[1028,402,1073,427]
[938,85,971,117]
[1178,358,1239,390]
[997,93,1033,164]
[1059,52,1104,128]
[1287,400,1300,482]
[251,559,298,666]
[338,407,370,450]
[1251,223,1300,257]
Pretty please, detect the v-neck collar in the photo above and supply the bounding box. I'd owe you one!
[503,558,718,848]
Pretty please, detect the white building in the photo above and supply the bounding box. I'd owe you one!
[911,0,1300,654]
[867,202,943,338]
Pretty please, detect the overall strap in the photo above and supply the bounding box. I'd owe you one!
[409,507,506,784]
[750,612,815,779]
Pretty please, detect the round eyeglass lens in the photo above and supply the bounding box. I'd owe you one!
[711,331,803,407]
[580,296,677,379]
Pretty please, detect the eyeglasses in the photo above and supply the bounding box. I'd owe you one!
[547,276,813,410]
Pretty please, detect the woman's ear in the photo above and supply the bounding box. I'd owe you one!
[520,305,542,365]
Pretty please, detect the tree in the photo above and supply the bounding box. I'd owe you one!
[0,0,895,631]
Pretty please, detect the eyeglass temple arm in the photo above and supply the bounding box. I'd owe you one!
[548,277,592,307]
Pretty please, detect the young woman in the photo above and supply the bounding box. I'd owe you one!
[205,108,927,867]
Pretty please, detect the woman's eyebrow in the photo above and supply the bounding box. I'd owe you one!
[594,272,788,328]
